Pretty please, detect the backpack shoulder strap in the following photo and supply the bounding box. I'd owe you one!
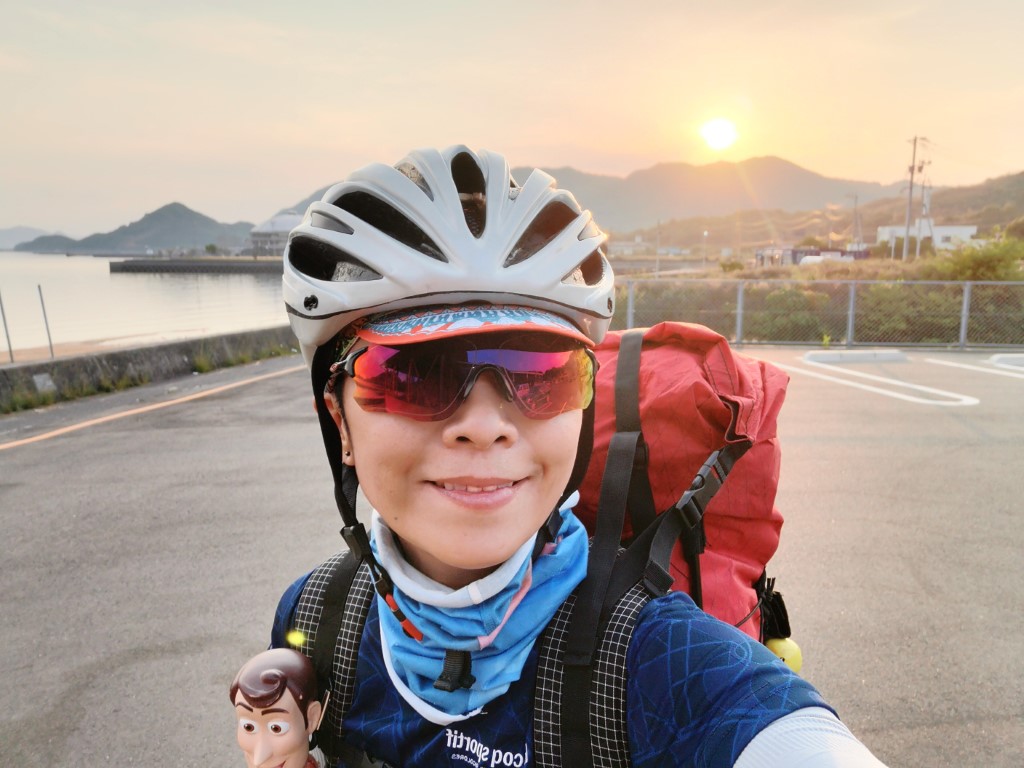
[290,550,375,763]
[535,582,652,768]
[614,330,657,540]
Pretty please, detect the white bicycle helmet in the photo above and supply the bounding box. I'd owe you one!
[283,145,614,365]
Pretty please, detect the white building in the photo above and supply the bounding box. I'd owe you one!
[250,211,304,256]
[876,220,977,251]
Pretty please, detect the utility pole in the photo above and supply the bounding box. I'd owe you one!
[915,174,931,260]
[655,221,661,277]
[847,193,863,248]
[902,136,928,261]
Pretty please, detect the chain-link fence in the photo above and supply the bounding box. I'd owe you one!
[617,279,1024,348]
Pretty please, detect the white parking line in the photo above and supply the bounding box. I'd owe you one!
[988,353,1024,371]
[924,358,1024,379]
[777,358,980,406]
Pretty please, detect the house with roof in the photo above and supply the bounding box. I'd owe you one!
[249,211,303,256]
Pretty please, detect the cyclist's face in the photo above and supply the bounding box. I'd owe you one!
[338,343,582,589]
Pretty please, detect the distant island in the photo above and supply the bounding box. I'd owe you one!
[14,202,254,255]
[0,226,55,250]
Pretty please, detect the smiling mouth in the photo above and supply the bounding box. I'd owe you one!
[437,481,515,493]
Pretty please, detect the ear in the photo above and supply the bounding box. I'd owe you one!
[305,698,325,737]
[338,418,354,465]
[324,385,355,465]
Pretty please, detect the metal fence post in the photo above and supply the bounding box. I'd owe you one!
[959,281,972,349]
[735,280,745,342]
[846,283,856,348]
[38,284,54,359]
[1,289,13,363]
[626,280,635,329]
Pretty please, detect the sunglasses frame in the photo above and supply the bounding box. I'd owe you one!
[333,340,596,421]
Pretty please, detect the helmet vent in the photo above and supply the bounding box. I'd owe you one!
[310,212,355,235]
[504,201,578,267]
[288,236,383,283]
[451,152,487,238]
[561,250,607,287]
[331,191,447,262]
[395,161,434,200]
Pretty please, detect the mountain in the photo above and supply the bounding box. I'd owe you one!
[626,170,1024,251]
[15,203,255,254]
[0,226,54,250]
[279,157,904,233]
[512,157,906,232]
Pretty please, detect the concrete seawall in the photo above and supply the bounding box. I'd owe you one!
[109,258,283,274]
[0,326,297,412]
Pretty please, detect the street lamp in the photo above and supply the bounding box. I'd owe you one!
[702,230,708,270]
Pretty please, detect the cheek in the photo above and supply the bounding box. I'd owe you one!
[342,396,430,501]
[535,410,583,477]
[236,728,253,752]
[277,729,308,756]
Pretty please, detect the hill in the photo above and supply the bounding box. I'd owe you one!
[0,227,54,250]
[514,157,906,233]
[15,203,254,254]
[627,170,1024,253]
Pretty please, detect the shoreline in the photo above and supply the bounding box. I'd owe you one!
[2,332,233,365]
[109,257,283,274]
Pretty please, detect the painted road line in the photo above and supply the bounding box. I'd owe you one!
[924,358,1024,380]
[0,364,306,451]
[803,350,908,364]
[988,353,1024,370]
[777,360,979,406]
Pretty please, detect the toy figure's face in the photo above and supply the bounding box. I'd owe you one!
[234,689,316,768]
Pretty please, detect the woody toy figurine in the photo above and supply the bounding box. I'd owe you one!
[230,648,326,768]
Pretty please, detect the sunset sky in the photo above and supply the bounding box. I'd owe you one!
[3,0,1022,237]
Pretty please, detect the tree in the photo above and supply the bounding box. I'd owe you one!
[205,243,218,255]
[1006,216,1024,240]
[795,235,826,249]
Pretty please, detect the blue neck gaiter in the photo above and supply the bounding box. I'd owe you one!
[370,496,588,725]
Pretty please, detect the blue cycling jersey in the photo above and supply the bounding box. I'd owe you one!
[272,579,829,767]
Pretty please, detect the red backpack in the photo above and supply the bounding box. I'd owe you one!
[574,322,791,641]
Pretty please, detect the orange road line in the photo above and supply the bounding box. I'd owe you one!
[0,364,306,451]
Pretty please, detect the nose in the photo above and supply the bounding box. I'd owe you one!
[443,370,518,447]
[252,734,273,767]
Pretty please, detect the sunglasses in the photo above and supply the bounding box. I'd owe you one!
[331,336,595,421]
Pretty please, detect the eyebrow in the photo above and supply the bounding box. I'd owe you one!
[260,707,289,715]
[235,702,254,712]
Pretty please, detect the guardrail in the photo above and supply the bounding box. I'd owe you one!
[618,279,1024,348]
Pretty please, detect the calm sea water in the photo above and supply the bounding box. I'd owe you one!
[0,251,287,357]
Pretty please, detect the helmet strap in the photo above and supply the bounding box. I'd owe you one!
[310,343,369,548]
[558,395,595,510]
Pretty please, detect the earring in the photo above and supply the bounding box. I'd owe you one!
[344,451,351,457]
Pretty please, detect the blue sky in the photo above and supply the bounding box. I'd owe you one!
[2,0,1022,235]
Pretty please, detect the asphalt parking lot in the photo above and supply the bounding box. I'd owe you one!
[1,348,1021,767]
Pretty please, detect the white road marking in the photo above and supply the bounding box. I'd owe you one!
[777,358,979,406]
[924,358,1024,379]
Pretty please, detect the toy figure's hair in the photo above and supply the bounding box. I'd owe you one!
[230,649,320,727]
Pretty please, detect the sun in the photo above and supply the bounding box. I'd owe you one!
[700,118,738,151]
